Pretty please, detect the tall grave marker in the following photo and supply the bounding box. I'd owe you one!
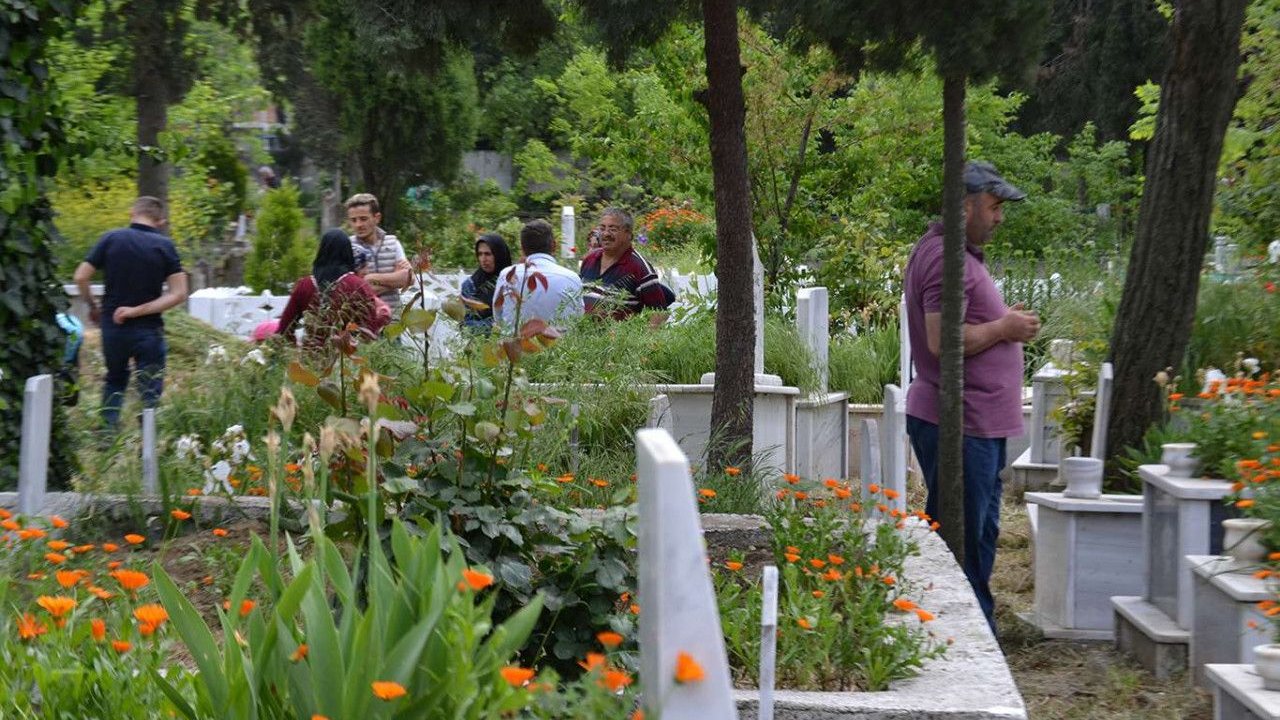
[18,374,53,515]
[636,428,738,720]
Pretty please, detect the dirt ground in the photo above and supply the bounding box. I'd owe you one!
[993,499,1213,720]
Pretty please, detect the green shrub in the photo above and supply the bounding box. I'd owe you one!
[244,182,312,294]
[829,325,901,404]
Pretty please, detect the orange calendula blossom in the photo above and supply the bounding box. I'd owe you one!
[47,540,71,551]
[55,570,84,588]
[111,569,150,591]
[597,630,624,647]
[501,666,536,687]
[724,466,742,476]
[371,681,408,701]
[601,669,633,692]
[1237,499,1257,509]
[212,528,229,537]
[914,608,936,622]
[784,553,800,563]
[460,568,494,591]
[102,543,119,553]
[170,509,192,521]
[44,552,67,565]
[698,488,717,498]
[134,604,169,629]
[724,561,743,571]
[892,598,918,611]
[797,617,813,629]
[88,586,114,601]
[90,618,106,641]
[37,595,76,618]
[579,652,607,672]
[674,651,705,683]
[124,534,145,545]
[290,644,309,662]
[112,640,131,653]
[50,515,68,529]
[16,613,47,641]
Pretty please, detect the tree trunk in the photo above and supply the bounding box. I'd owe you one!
[702,0,755,471]
[135,78,169,202]
[1105,0,1248,459]
[938,73,967,560]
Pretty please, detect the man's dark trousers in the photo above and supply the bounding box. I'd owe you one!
[906,414,1006,635]
[100,320,166,429]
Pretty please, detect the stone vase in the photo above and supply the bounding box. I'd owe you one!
[1161,442,1201,478]
[1060,456,1104,500]
[1222,517,1271,566]
[1254,643,1280,691]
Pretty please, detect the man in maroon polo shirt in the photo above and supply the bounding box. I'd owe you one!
[579,208,672,319]
[904,161,1040,634]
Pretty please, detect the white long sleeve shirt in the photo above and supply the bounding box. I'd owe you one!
[492,253,584,329]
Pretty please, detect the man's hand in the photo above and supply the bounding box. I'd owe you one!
[89,305,101,324]
[113,306,136,324]
[1001,303,1040,343]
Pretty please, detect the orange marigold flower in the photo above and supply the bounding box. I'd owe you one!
[882,575,896,586]
[724,561,743,572]
[597,630,624,647]
[630,603,640,615]
[914,608,936,622]
[834,488,852,499]
[794,491,808,501]
[72,544,94,554]
[1237,499,1256,509]
[809,558,827,569]
[556,474,574,483]
[783,473,800,484]
[929,521,941,531]
[90,618,106,641]
[1255,569,1273,580]
[812,590,826,599]
[37,595,76,619]
[16,613,47,641]
[631,710,645,720]
[290,644,309,662]
[0,508,10,519]
[698,488,717,498]
[579,652,607,672]
[883,488,900,500]
[1,519,19,531]
[111,570,150,591]
[797,617,813,630]
[134,605,169,628]
[827,554,845,565]
[822,568,843,582]
[170,509,191,521]
[1168,393,1184,401]
[312,716,329,720]
[1254,431,1269,440]
[461,568,494,591]
[1269,552,1280,562]
[47,540,71,551]
[112,640,132,653]
[124,534,145,545]
[501,666,536,687]
[591,478,609,488]
[868,483,881,494]
[44,552,67,565]
[102,543,119,553]
[50,515,68,529]
[371,681,407,701]
[674,651,706,683]
[107,561,122,570]
[186,488,202,496]
[239,599,256,617]
[876,503,889,513]
[776,489,789,500]
[17,527,47,540]
[784,553,800,563]
[89,584,114,601]
[55,570,83,588]
[724,466,741,476]
[601,669,633,692]
[893,598,918,611]
[212,528,229,537]
[27,572,45,580]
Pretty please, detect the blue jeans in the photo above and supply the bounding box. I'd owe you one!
[906,415,1006,634]
[100,321,167,429]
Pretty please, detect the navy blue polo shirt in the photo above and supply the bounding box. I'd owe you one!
[85,223,183,328]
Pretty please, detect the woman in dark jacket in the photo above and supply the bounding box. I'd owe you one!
[277,229,390,344]
[460,233,513,332]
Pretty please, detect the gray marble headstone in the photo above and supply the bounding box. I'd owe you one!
[881,384,907,511]
[636,428,738,720]
[859,418,882,491]
[560,205,576,258]
[758,565,778,720]
[752,242,765,377]
[18,374,53,516]
[142,409,158,495]
[898,296,913,391]
[1089,362,1114,461]
[796,287,829,394]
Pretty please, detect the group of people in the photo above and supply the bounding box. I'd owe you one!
[76,160,1035,638]
[459,207,673,332]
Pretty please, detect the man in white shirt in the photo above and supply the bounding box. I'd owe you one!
[493,219,584,329]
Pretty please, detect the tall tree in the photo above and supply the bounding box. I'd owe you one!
[1106,0,1249,459]
[0,0,84,489]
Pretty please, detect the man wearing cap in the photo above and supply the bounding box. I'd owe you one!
[903,161,1040,634]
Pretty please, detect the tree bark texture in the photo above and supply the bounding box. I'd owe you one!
[1105,0,1247,459]
[702,0,756,471]
[128,0,180,204]
[938,73,967,561]
[135,84,170,203]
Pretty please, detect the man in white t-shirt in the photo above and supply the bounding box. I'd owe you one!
[346,193,411,311]
[493,219,583,330]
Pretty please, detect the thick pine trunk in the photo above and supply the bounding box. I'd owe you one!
[136,85,169,202]
[938,73,967,560]
[1105,0,1247,459]
[702,0,755,471]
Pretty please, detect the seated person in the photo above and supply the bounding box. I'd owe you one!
[277,229,391,345]
[579,207,672,318]
[460,233,513,332]
[492,219,583,330]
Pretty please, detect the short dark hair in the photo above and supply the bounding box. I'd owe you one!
[520,219,555,256]
[600,207,632,232]
[131,196,166,222]
[344,193,381,214]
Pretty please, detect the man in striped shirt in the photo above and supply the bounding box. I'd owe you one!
[346,193,411,312]
[579,207,672,319]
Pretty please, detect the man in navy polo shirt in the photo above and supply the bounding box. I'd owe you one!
[73,197,188,431]
[579,208,672,319]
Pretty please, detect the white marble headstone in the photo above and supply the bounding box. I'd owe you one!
[142,409,158,494]
[636,428,738,720]
[859,418,882,491]
[18,374,53,516]
[1089,362,1114,461]
[752,242,765,377]
[898,295,913,391]
[880,384,907,511]
[560,205,576,259]
[796,287,829,394]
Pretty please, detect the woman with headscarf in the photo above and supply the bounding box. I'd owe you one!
[277,229,391,344]
[460,233,513,332]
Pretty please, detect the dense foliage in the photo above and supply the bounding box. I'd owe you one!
[244,182,310,293]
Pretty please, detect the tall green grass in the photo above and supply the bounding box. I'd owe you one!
[828,325,901,404]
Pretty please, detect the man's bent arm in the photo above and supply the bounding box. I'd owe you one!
[367,259,413,290]
[924,312,1008,358]
[119,272,189,320]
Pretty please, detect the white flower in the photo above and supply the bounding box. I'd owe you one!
[241,349,267,366]
[206,345,228,364]
[175,434,203,462]
[1202,368,1227,393]
[1243,358,1261,376]
[231,438,252,464]
[202,460,234,494]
